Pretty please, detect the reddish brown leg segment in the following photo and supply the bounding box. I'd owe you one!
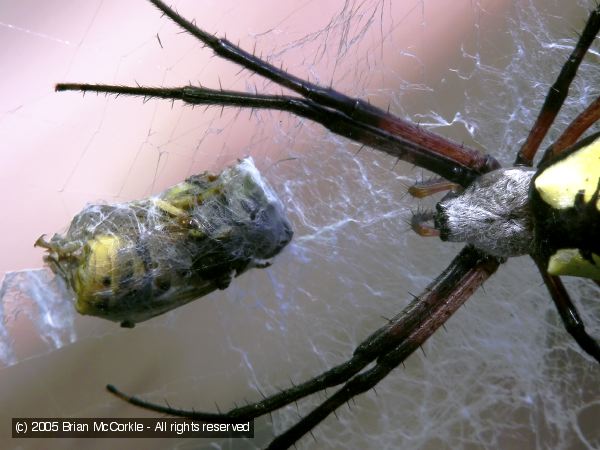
[267,247,499,449]
[408,177,460,199]
[56,81,484,185]
[540,95,600,164]
[147,0,498,179]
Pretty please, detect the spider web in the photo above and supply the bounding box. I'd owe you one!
[0,0,599,449]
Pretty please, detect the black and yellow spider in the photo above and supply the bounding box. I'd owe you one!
[54,1,599,448]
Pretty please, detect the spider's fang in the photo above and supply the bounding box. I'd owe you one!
[410,210,439,237]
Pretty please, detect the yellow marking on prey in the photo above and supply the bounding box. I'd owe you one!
[73,235,145,315]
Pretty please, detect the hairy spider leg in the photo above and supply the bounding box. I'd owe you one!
[57,0,501,186]
[268,247,499,449]
[106,246,499,449]
[54,83,482,186]
[540,95,600,164]
[515,6,600,166]
[535,264,600,361]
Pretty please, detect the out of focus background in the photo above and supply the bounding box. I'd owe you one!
[0,0,598,449]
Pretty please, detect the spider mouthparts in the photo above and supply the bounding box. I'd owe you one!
[411,210,439,237]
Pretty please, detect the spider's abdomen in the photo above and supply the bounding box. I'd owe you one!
[435,168,535,257]
[530,133,600,279]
